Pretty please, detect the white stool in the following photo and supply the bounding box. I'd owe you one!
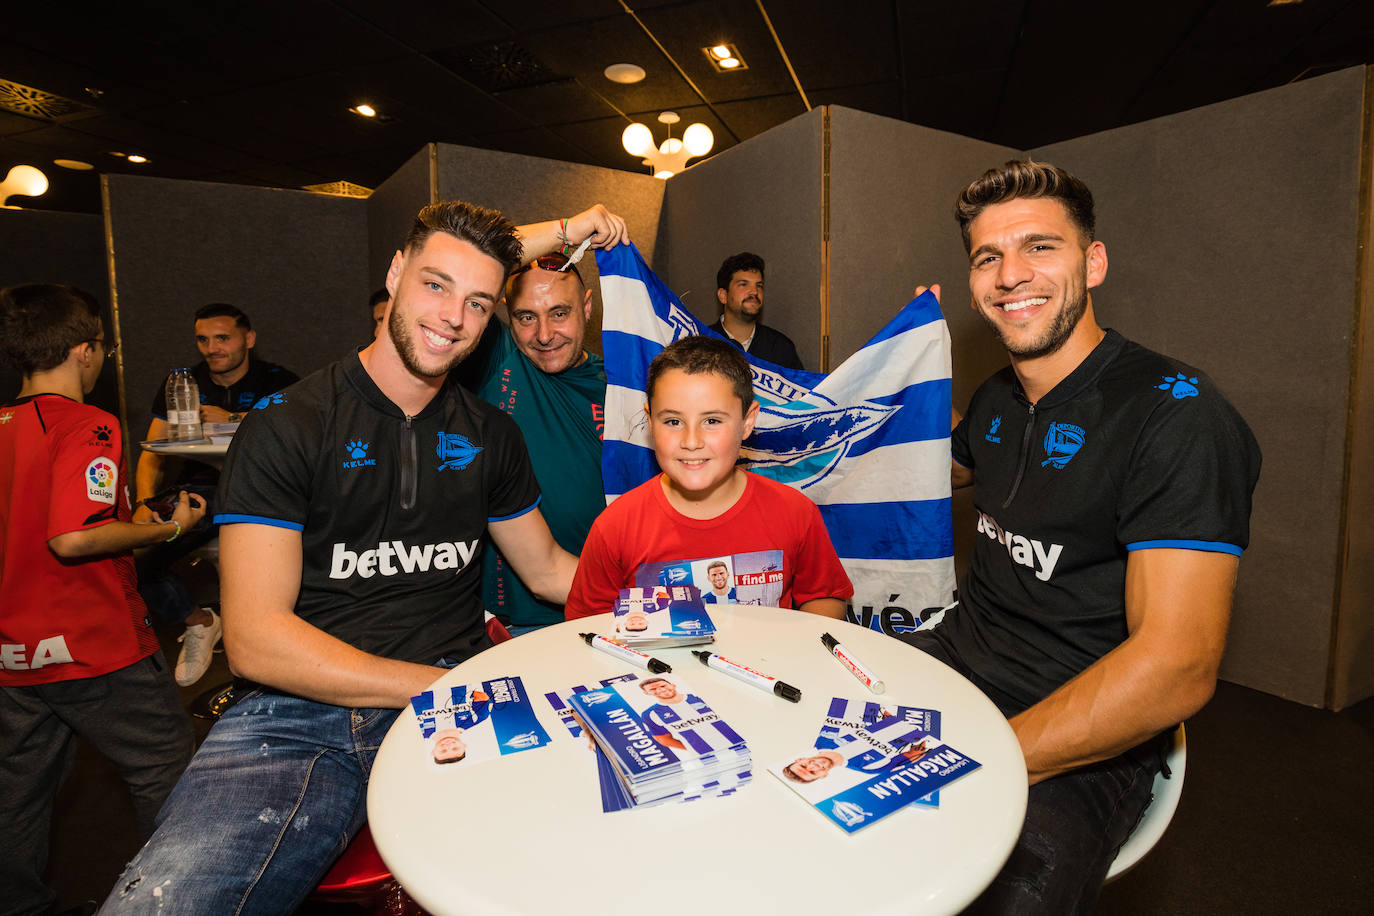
[1106,724,1187,881]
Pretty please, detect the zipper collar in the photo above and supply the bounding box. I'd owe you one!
[1012,329,1125,409]
[342,350,449,421]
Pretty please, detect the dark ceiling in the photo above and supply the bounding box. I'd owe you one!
[2,0,1371,215]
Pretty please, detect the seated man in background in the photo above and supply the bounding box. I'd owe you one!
[565,336,849,619]
[0,284,202,916]
[369,287,389,339]
[134,303,298,686]
[710,251,803,370]
[103,201,627,913]
[904,159,1261,913]
[457,251,606,635]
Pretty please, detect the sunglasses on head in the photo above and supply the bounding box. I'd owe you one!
[530,253,583,281]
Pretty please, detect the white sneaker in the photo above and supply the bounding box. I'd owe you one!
[175,610,223,687]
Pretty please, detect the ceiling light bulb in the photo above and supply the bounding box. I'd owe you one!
[353,104,377,117]
[711,45,731,60]
[654,169,675,179]
[126,154,148,164]
[0,165,49,206]
[682,123,714,157]
[622,122,654,157]
[660,137,683,156]
[604,63,646,84]
[720,57,740,69]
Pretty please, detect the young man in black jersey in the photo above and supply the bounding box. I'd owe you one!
[104,201,628,913]
[904,160,1260,914]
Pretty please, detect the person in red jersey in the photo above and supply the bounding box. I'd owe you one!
[0,283,203,916]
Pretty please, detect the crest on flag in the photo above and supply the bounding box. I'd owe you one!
[596,244,955,636]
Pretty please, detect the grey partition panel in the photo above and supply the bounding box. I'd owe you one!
[0,209,115,411]
[1032,67,1368,706]
[828,106,1019,391]
[662,109,824,371]
[367,145,434,296]
[105,175,368,447]
[435,143,665,357]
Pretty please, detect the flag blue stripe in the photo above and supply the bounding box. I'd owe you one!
[818,499,953,561]
[603,329,667,393]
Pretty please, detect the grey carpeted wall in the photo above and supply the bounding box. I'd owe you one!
[1030,67,1369,707]
[103,175,368,457]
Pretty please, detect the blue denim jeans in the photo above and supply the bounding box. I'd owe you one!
[100,689,398,915]
[901,623,1164,915]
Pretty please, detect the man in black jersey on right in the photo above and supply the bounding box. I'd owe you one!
[904,161,1260,913]
[105,200,628,913]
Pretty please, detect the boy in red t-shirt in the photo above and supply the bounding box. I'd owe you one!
[565,336,851,619]
[0,284,204,913]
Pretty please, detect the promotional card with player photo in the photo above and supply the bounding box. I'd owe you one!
[410,676,551,770]
[635,549,785,607]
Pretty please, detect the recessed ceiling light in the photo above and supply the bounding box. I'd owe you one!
[126,154,149,164]
[702,44,747,72]
[604,63,646,85]
[108,151,126,158]
[54,158,94,170]
[351,103,377,117]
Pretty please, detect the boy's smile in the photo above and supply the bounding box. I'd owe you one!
[647,367,758,517]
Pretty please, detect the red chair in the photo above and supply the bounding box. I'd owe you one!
[310,613,515,911]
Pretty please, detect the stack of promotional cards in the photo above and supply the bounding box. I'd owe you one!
[410,675,551,770]
[608,585,716,649]
[567,673,750,808]
[769,699,980,833]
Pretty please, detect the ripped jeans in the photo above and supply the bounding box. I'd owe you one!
[100,689,398,915]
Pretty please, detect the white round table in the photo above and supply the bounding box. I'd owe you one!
[367,606,1027,915]
[140,438,230,470]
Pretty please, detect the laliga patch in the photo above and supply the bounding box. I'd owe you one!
[85,457,118,504]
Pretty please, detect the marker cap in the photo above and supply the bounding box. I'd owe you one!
[773,681,802,703]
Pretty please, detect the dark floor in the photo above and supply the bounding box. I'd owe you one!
[45,629,1374,914]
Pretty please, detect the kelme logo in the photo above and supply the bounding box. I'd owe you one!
[1157,374,1199,399]
[342,439,376,470]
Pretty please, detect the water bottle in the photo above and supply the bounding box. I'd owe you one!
[164,371,181,440]
[175,369,203,441]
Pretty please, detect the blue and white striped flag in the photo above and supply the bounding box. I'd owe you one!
[596,244,955,636]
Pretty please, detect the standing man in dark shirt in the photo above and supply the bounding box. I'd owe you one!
[904,160,1260,913]
[133,303,298,687]
[709,252,803,370]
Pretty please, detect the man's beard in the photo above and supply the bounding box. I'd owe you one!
[388,306,476,379]
[981,279,1088,361]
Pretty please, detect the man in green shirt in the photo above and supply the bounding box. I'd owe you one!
[462,253,606,633]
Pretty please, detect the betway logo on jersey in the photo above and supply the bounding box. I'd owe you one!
[329,538,479,579]
[976,511,1063,581]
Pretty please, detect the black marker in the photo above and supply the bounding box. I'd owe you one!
[579,633,671,673]
[691,650,801,702]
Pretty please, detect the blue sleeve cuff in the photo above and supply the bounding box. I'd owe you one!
[213,513,305,531]
[488,495,541,523]
[1125,539,1243,556]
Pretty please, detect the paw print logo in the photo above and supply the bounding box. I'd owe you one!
[92,425,112,442]
[346,440,369,460]
[253,393,287,410]
[1157,374,1199,399]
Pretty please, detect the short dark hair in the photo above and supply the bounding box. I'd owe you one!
[194,302,251,330]
[369,288,390,309]
[0,284,102,375]
[647,336,754,414]
[955,160,1096,253]
[707,560,728,574]
[716,252,765,292]
[402,200,524,278]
